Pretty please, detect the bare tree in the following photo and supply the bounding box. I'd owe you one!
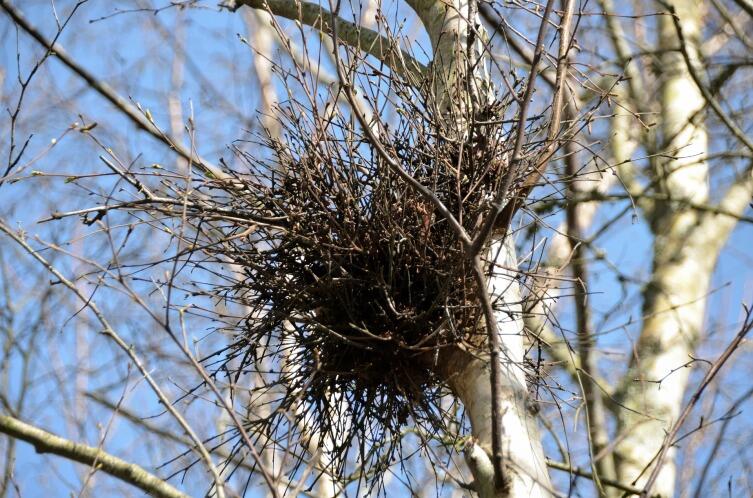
[1,1,753,497]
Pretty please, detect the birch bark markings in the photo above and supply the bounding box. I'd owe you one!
[405,0,553,495]
[232,0,554,494]
[436,238,553,498]
[614,2,714,495]
[406,0,490,119]
[245,9,282,139]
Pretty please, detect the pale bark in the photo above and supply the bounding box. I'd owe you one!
[437,238,553,498]
[614,2,713,495]
[227,0,425,80]
[359,0,379,28]
[405,0,552,494]
[406,0,490,117]
[244,9,282,139]
[402,0,552,494]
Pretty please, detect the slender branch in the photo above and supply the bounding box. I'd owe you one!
[695,163,753,245]
[0,220,229,498]
[224,0,426,80]
[479,4,557,89]
[0,1,223,178]
[327,6,471,248]
[710,0,753,49]
[0,414,190,498]
[662,1,753,154]
[565,143,618,496]
[546,459,642,496]
[598,0,645,109]
[481,6,619,105]
[730,0,753,18]
[547,0,575,145]
[691,383,753,497]
[561,190,753,225]
[640,305,753,497]
[468,0,557,257]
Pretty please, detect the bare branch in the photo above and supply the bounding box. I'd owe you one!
[730,0,753,18]
[0,220,229,498]
[641,304,753,497]
[0,0,223,178]
[225,0,426,80]
[662,0,753,154]
[0,414,190,498]
[546,459,642,496]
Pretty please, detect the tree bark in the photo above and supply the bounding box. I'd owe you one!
[0,414,190,498]
[614,2,713,495]
[405,0,552,494]
[436,238,553,498]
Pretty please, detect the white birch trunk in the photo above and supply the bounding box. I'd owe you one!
[614,2,713,495]
[405,0,552,494]
[437,238,553,498]
[407,0,490,118]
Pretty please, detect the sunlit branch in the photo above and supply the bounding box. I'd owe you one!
[0,220,230,498]
[225,0,426,80]
[662,0,753,154]
[0,1,223,178]
[0,414,190,498]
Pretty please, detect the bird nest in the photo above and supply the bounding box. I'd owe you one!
[189,87,524,486]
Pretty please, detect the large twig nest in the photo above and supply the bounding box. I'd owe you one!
[189,86,528,484]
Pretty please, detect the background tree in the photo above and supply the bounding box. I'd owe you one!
[1,1,752,498]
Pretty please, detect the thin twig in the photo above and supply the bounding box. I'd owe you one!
[641,304,753,496]
[0,220,229,498]
[661,0,753,154]
[468,0,557,257]
[0,1,224,178]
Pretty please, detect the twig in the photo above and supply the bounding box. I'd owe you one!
[0,220,229,498]
[640,304,753,496]
[546,459,642,496]
[468,0,557,257]
[0,1,223,178]
[326,0,471,248]
[661,0,753,154]
[225,0,426,80]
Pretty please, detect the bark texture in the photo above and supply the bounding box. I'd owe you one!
[436,238,553,498]
[407,0,553,494]
[614,1,714,495]
[0,414,189,498]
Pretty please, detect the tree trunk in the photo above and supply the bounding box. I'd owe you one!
[436,238,553,498]
[614,1,712,495]
[406,0,553,494]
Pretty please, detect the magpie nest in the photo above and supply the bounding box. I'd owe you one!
[196,90,526,485]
